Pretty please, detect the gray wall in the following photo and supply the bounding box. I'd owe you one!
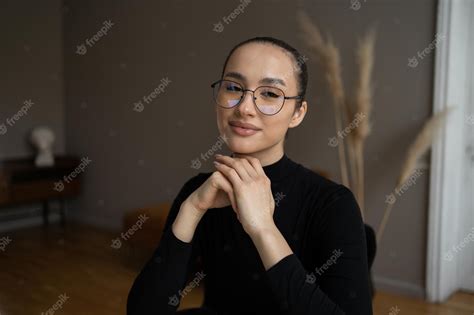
[0,0,65,158]
[1,0,437,298]
[0,0,65,228]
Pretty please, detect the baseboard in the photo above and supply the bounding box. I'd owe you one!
[374,275,425,299]
[0,213,61,233]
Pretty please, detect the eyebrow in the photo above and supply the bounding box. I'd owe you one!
[224,71,287,87]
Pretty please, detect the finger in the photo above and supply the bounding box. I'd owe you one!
[239,158,259,178]
[213,161,242,188]
[220,156,257,179]
[214,156,248,183]
[215,155,251,181]
[213,171,238,211]
[243,156,265,177]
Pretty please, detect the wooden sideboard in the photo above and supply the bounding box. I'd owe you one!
[0,155,82,226]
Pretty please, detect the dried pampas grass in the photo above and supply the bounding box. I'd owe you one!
[376,108,452,244]
[298,11,452,247]
[352,28,376,215]
[298,11,376,220]
[298,11,350,190]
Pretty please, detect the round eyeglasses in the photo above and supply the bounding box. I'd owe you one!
[210,79,303,116]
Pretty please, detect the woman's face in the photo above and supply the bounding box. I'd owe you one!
[215,42,307,156]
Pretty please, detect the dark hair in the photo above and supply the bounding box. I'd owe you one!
[220,36,308,110]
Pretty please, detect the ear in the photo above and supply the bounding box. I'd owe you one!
[288,100,308,128]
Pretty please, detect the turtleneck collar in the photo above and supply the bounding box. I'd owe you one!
[261,153,291,181]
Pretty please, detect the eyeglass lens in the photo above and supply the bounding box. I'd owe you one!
[213,80,285,115]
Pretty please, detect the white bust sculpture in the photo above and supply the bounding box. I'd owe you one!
[30,126,55,167]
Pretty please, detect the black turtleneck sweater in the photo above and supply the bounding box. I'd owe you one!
[127,154,373,315]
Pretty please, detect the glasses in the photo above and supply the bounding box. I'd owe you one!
[210,79,302,116]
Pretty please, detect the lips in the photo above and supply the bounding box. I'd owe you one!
[228,121,261,130]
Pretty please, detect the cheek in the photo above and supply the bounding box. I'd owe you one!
[215,107,228,131]
[262,115,291,138]
[264,125,286,142]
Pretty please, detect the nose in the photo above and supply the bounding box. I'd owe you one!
[236,90,257,116]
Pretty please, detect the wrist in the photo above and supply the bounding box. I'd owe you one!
[171,198,205,243]
[186,193,208,214]
[248,221,278,240]
[183,196,207,218]
[249,222,293,270]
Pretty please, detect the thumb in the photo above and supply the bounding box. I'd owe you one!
[214,171,238,212]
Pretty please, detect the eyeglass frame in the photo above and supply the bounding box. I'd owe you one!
[210,79,303,116]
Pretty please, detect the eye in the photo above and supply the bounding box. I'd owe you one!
[260,90,280,98]
[225,83,242,92]
[265,92,279,98]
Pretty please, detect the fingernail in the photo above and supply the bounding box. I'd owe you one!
[213,161,220,165]
[215,154,222,157]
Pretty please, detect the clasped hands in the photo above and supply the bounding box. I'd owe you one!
[212,154,275,237]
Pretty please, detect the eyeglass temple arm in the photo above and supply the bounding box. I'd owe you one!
[210,80,222,88]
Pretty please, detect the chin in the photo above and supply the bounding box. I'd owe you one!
[225,136,263,155]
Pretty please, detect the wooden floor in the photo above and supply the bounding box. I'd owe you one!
[0,223,472,315]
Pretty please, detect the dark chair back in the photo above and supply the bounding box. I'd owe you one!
[364,224,377,299]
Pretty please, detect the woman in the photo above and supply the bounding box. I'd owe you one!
[127,37,373,315]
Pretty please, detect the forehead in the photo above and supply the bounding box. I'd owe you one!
[224,42,297,90]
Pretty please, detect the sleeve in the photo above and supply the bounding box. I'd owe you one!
[265,185,373,315]
[126,174,205,315]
